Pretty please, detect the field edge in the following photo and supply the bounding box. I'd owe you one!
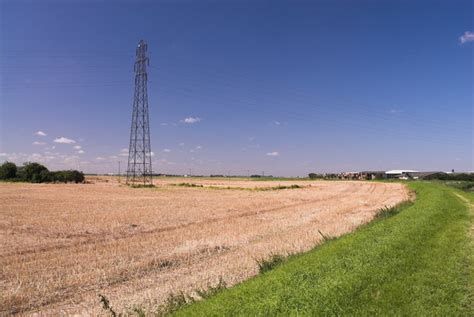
[168,182,473,316]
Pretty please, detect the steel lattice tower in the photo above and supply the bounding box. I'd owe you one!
[126,40,153,185]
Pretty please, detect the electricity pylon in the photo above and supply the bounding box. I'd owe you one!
[126,40,153,185]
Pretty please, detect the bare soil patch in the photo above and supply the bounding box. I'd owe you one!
[0,177,409,315]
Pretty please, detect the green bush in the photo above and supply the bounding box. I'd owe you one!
[424,173,474,181]
[50,170,85,183]
[0,161,17,180]
[1,161,84,183]
[18,162,49,182]
[39,169,52,182]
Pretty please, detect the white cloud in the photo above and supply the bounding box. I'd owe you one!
[33,141,46,145]
[163,149,171,153]
[274,121,281,125]
[35,131,47,136]
[119,148,129,157]
[2,152,57,164]
[73,145,82,150]
[0,152,91,170]
[266,151,280,157]
[77,150,85,154]
[96,156,106,161]
[157,158,177,165]
[181,117,201,124]
[459,31,474,44]
[178,142,185,146]
[54,137,76,144]
[196,145,203,150]
[30,153,43,160]
[61,155,80,164]
[388,108,402,114]
[160,123,168,126]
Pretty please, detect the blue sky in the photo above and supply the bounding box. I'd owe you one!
[0,0,472,176]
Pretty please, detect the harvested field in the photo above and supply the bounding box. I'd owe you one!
[0,177,409,315]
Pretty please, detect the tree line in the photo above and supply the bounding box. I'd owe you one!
[0,161,84,183]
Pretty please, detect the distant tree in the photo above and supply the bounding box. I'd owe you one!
[0,161,17,180]
[308,173,320,179]
[250,174,261,178]
[19,162,49,182]
[4,161,85,183]
[70,170,85,183]
[39,169,52,182]
[324,173,338,180]
[50,170,84,183]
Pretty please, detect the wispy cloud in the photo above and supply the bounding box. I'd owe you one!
[73,145,82,150]
[459,31,474,44]
[77,150,85,154]
[33,141,46,145]
[54,137,76,144]
[388,108,402,114]
[195,145,203,150]
[266,151,280,157]
[157,158,176,165]
[35,131,47,136]
[163,148,171,153]
[274,121,281,126]
[119,148,128,157]
[1,152,58,164]
[0,151,90,170]
[181,117,201,124]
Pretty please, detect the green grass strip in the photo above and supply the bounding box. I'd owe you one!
[173,182,474,316]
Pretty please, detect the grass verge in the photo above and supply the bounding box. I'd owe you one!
[172,182,474,316]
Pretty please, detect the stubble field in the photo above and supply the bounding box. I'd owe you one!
[0,177,409,315]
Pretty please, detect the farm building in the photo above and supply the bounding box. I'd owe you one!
[385,170,446,180]
[385,170,418,179]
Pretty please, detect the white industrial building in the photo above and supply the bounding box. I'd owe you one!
[385,170,418,179]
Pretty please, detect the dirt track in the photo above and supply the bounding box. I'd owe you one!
[0,178,409,315]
